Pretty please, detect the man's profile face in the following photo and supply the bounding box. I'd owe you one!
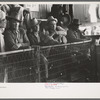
[48,21,57,31]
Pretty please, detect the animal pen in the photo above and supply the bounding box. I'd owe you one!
[0,40,97,82]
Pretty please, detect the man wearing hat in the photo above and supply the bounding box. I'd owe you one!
[4,13,30,51]
[28,18,60,46]
[45,16,67,44]
[27,18,42,46]
[0,10,6,52]
[67,19,86,43]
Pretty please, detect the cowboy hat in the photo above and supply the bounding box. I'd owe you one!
[0,10,6,28]
[31,18,41,27]
[72,19,81,25]
[6,7,22,23]
[47,16,58,24]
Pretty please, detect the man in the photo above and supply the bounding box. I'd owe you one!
[45,16,67,44]
[0,10,6,52]
[4,13,30,51]
[28,18,60,46]
[50,4,63,23]
[67,19,86,43]
[27,18,41,46]
[59,14,71,33]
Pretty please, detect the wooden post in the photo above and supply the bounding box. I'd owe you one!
[35,46,41,82]
[4,68,8,83]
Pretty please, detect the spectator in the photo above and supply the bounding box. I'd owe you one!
[23,8,31,32]
[4,13,30,51]
[0,10,6,52]
[27,18,42,46]
[60,14,71,32]
[67,19,86,43]
[45,16,67,44]
[28,18,60,46]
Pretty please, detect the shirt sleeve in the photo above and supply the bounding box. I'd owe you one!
[56,26,67,36]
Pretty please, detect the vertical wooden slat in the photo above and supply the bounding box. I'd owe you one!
[35,46,41,82]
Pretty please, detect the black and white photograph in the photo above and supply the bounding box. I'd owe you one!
[0,1,100,98]
[0,3,100,83]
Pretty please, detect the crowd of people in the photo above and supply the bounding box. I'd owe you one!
[0,4,88,52]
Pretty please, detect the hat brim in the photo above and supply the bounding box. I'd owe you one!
[47,18,58,24]
[6,16,22,23]
[31,20,41,26]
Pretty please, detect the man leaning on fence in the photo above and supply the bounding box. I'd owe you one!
[44,16,67,44]
[4,12,30,51]
[67,19,87,43]
[27,18,42,46]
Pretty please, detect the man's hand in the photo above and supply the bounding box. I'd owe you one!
[12,43,22,50]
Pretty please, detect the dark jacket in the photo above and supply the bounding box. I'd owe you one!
[27,32,41,46]
[4,28,30,51]
[67,29,85,43]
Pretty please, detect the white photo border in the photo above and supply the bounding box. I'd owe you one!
[0,1,100,99]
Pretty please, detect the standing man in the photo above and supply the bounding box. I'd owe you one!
[4,13,30,51]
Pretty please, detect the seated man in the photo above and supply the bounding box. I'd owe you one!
[27,18,42,46]
[28,18,60,46]
[67,19,87,43]
[4,13,30,51]
[45,16,67,44]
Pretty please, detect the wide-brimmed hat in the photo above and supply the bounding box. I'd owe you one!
[6,7,22,23]
[0,10,6,28]
[72,19,81,25]
[47,16,58,24]
[31,18,41,27]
